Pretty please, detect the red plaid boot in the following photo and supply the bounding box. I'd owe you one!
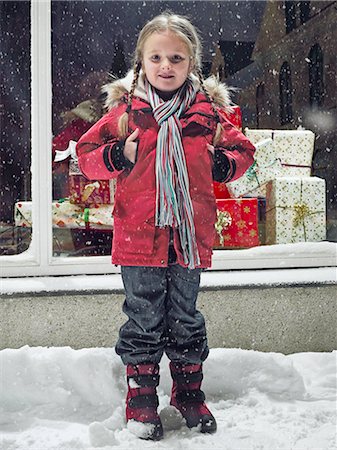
[169,362,217,433]
[125,363,163,440]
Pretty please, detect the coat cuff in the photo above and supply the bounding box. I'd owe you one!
[212,149,233,183]
[103,139,134,172]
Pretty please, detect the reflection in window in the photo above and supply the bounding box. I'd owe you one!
[256,82,265,128]
[51,0,113,257]
[299,1,310,25]
[279,62,293,125]
[285,1,296,34]
[308,44,324,107]
[0,1,31,255]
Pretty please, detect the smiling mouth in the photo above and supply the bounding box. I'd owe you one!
[159,75,174,79]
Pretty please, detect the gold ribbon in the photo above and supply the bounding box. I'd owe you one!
[215,210,232,246]
[293,203,312,228]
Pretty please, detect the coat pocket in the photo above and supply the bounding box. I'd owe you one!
[113,193,156,255]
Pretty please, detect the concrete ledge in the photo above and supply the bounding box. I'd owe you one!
[1,284,336,353]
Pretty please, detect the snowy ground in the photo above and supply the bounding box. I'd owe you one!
[0,347,336,450]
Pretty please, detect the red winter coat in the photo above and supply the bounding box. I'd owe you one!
[76,72,255,268]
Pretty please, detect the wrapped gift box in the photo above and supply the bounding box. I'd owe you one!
[69,176,115,205]
[221,105,242,130]
[226,138,283,198]
[265,177,326,244]
[245,128,314,177]
[213,181,230,199]
[55,139,115,205]
[15,201,113,229]
[214,198,260,248]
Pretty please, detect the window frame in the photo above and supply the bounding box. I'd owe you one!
[1,0,336,277]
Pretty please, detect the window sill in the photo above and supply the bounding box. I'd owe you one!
[1,266,335,296]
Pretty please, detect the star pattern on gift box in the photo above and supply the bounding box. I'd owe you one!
[236,219,247,229]
[213,198,259,248]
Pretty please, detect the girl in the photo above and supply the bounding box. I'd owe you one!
[76,12,255,441]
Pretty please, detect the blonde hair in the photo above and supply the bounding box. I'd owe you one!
[118,12,223,145]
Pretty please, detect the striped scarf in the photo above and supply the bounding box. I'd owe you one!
[145,78,200,269]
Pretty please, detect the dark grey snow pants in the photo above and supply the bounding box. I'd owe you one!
[115,264,209,365]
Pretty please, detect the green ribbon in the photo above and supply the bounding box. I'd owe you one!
[245,158,281,188]
[83,207,90,223]
[246,161,260,185]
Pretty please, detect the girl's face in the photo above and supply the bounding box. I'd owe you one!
[142,30,192,93]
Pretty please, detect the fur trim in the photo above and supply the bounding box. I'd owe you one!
[102,70,234,112]
[203,76,235,113]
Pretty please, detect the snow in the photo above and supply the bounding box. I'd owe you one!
[1,347,336,449]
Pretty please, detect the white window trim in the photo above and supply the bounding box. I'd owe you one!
[1,0,336,278]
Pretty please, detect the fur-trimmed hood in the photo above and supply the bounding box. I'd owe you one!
[102,69,234,113]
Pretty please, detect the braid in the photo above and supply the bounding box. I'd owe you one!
[118,62,142,138]
[196,68,223,146]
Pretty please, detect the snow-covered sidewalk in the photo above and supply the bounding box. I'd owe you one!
[0,347,336,449]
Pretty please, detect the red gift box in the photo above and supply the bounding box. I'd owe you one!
[213,181,230,199]
[221,105,242,130]
[69,176,113,205]
[214,198,259,248]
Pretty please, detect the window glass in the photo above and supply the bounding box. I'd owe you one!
[51,1,112,257]
[225,1,336,246]
[0,1,31,256]
[50,0,336,261]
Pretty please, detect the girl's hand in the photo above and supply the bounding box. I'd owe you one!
[123,128,139,163]
[207,143,215,155]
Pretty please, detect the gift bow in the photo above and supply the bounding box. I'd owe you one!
[293,202,312,228]
[215,210,232,245]
[54,140,78,162]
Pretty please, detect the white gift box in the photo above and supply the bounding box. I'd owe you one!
[265,177,326,245]
[226,138,282,197]
[245,128,315,178]
[15,201,113,229]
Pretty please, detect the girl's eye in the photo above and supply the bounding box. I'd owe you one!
[150,55,160,62]
[171,55,184,63]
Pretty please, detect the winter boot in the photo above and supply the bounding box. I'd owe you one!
[125,363,163,440]
[169,362,217,433]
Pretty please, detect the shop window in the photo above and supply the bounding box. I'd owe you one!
[0,1,31,256]
[279,62,293,125]
[1,0,336,277]
[308,44,324,107]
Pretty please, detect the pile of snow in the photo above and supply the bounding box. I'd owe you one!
[0,346,336,449]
